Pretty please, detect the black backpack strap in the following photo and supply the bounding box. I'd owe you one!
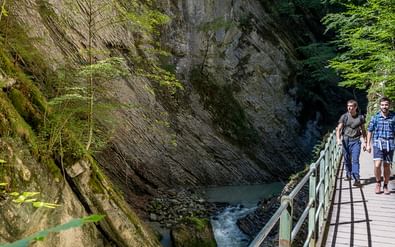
[360,114,365,123]
[342,113,348,135]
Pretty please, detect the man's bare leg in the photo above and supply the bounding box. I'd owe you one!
[383,163,391,185]
[375,160,382,194]
[375,160,383,182]
[383,163,391,194]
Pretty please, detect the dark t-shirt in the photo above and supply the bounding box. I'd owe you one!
[338,113,364,138]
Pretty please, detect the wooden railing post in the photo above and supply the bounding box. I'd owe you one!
[279,196,293,247]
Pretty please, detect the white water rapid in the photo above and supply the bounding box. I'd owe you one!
[204,183,283,247]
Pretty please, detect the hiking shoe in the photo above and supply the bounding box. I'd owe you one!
[375,182,381,194]
[383,185,390,195]
[353,180,361,187]
[344,175,351,181]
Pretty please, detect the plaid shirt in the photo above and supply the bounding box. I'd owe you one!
[367,111,395,150]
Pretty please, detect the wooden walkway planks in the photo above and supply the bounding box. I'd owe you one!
[324,150,395,247]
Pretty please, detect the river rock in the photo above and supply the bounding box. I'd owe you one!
[148,189,211,228]
[150,213,158,222]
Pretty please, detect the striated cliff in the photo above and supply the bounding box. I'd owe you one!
[99,0,317,198]
[0,0,324,245]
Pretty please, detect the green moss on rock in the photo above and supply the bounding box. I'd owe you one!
[0,93,37,149]
[171,217,217,247]
[9,88,42,130]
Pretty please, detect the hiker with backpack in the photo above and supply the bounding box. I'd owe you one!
[366,97,395,195]
[336,99,367,187]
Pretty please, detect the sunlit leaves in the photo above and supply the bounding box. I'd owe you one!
[8,191,60,208]
[32,201,60,209]
[323,0,395,98]
[118,3,170,34]
[0,0,8,21]
[78,57,127,82]
[137,65,183,95]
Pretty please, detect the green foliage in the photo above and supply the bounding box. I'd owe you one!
[59,0,177,151]
[77,57,127,81]
[8,191,60,208]
[0,158,60,209]
[0,215,105,247]
[298,43,338,82]
[322,0,395,101]
[118,2,184,112]
[0,0,8,21]
[119,5,170,34]
[294,41,351,126]
[137,64,183,95]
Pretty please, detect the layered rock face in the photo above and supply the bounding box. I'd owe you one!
[0,0,319,244]
[99,0,312,198]
[16,0,310,191]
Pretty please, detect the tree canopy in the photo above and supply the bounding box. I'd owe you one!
[323,0,395,101]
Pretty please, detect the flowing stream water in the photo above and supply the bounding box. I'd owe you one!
[203,183,283,247]
[156,182,283,247]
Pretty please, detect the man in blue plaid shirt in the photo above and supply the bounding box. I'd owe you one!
[367,97,395,194]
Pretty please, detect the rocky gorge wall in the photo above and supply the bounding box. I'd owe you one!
[0,0,324,245]
[99,0,319,200]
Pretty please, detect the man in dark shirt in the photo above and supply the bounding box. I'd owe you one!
[336,99,367,187]
[366,97,395,194]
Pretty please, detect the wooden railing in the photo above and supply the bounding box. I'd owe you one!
[249,130,342,247]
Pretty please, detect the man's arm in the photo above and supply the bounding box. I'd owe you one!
[361,124,367,150]
[336,122,343,145]
[366,131,372,153]
[366,115,376,153]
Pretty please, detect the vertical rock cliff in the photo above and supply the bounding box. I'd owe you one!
[99,0,315,198]
[0,0,324,245]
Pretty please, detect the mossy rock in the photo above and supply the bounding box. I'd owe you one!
[171,217,217,247]
[9,88,42,129]
[0,93,37,146]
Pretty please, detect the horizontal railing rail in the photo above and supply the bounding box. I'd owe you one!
[249,130,342,247]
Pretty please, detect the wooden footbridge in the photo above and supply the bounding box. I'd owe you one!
[325,150,395,247]
[248,131,395,247]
